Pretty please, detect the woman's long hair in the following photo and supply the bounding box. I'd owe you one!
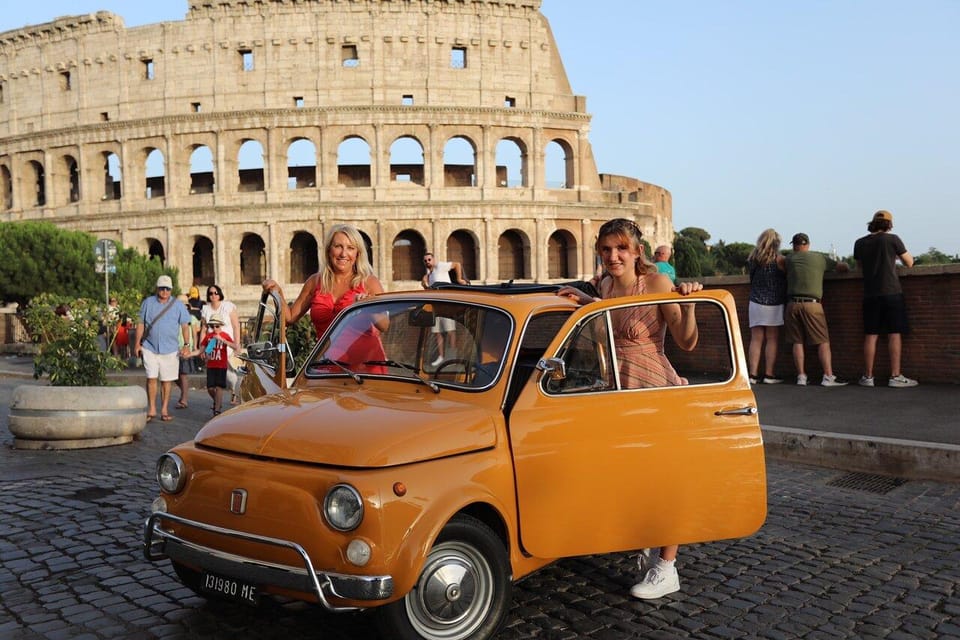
[319,223,375,293]
[748,228,781,266]
[596,218,657,276]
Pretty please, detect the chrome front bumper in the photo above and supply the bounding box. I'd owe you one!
[143,511,393,610]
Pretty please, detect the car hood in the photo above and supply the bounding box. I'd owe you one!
[194,386,498,467]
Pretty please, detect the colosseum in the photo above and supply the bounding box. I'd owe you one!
[0,0,673,313]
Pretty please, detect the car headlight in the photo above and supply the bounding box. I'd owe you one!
[324,484,363,531]
[156,453,186,494]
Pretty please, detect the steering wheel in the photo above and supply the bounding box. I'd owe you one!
[432,358,474,380]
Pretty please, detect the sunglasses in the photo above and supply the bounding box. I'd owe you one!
[158,286,171,291]
[207,291,220,296]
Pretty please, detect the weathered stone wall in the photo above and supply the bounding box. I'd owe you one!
[0,1,673,313]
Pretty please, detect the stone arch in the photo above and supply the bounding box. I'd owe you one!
[443,136,477,187]
[29,160,46,207]
[145,148,165,199]
[0,164,11,209]
[191,236,215,285]
[239,233,266,285]
[337,136,371,187]
[547,229,578,279]
[391,229,427,281]
[287,138,317,189]
[65,155,80,203]
[146,238,166,265]
[495,137,527,187]
[498,229,530,280]
[446,229,479,281]
[101,152,121,201]
[545,138,574,189]
[389,135,425,186]
[289,231,319,283]
[53,154,80,205]
[189,145,215,194]
[238,139,265,192]
[358,229,375,270]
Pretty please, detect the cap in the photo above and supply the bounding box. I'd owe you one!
[156,275,173,289]
[871,210,893,223]
[207,314,225,327]
[790,233,809,246]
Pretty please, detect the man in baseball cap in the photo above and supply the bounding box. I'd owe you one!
[135,275,192,421]
[853,209,917,388]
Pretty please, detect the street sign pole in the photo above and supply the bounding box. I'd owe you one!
[95,239,118,304]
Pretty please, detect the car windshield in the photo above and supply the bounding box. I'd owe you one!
[303,300,513,389]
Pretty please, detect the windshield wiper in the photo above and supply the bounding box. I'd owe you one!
[313,358,362,385]
[364,360,440,394]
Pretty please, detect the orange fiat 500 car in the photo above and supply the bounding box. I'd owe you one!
[144,283,766,640]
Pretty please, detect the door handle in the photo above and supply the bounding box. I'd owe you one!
[714,406,758,416]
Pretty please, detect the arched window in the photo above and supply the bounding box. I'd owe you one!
[146,238,166,265]
[192,236,215,285]
[495,138,526,187]
[238,140,265,192]
[498,230,528,280]
[545,139,574,189]
[0,165,12,209]
[290,231,319,283]
[102,152,121,200]
[145,148,165,199]
[391,230,426,281]
[337,136,371,187]
[443,136,477,187]
[189,146,215,194]
[389,135,425,186]
[548,230,577,279]
[287,138,317,189]
[240,233,266,284]
[65,156,80,203]
[446,229,478,281]
[30,160,46,206]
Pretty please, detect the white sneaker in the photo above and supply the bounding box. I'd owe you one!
[889,374,918,388]
[762,376,783,384]
[821,375,848,387]
[796,374,808,386]
[630,562,680,600]
[858,376,875,387]
[636,548,660,577]
[430,356,444,367]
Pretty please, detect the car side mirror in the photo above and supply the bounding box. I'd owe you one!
[537,357,567,381]
[245,341,274,361]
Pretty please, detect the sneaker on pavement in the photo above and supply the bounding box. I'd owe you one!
[636,548,659,577]
[630,563,680,600]
[858,375,875,387]
[430,356,444,367]
[748,376,759,385]
[821,374,848,387]
[889,374,918,388]
[762,376,783,384]
[796,374,808,386]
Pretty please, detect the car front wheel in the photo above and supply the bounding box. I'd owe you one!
[376,514,511,640]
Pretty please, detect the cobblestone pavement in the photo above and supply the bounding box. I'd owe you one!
[2,379,959,639]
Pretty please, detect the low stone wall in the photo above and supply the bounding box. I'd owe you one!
[702,264,960,384]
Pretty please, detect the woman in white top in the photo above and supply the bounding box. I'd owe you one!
[200,284,242,404]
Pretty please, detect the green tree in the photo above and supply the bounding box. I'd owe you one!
[0,221,179,307]
[712,241,754,275]
[674,227,713,278]
[914,247,959,265]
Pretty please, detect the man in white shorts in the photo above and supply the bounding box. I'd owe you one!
[133,275,193,422]
[421,252,468,366]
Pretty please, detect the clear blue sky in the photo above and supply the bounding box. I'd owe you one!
[4,1,958,257]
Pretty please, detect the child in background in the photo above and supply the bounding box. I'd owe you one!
[190,314,238,415]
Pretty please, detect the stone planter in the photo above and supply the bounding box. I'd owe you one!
[8,384,148,450]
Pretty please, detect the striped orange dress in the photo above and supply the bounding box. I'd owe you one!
[601,276,687,389]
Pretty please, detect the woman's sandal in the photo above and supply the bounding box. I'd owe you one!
[175,401,188,409]
[160,415,174,422]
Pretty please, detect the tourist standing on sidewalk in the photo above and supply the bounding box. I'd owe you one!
[133,276,193,422]
[653,245,677,284]
[201,284,242,405]
[784,233,847,387]
[191,313,239,416]
[853,210,917,388]
[421,252,468,366]
[746,229,787,385]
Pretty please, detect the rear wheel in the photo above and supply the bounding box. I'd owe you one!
[376,514,511,640]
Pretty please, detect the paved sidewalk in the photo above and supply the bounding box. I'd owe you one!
[1,354,958,480]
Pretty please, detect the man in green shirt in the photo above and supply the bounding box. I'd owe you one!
[784,233,846,387]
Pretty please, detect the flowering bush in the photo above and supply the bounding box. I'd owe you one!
[22,293,126,386]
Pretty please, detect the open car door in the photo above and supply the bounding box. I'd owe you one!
[237,291,296,401]
[507,290,767,559]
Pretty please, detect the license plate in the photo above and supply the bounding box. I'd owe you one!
[200,571,259,606]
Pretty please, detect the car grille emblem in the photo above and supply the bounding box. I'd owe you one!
[230,489,248,515]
